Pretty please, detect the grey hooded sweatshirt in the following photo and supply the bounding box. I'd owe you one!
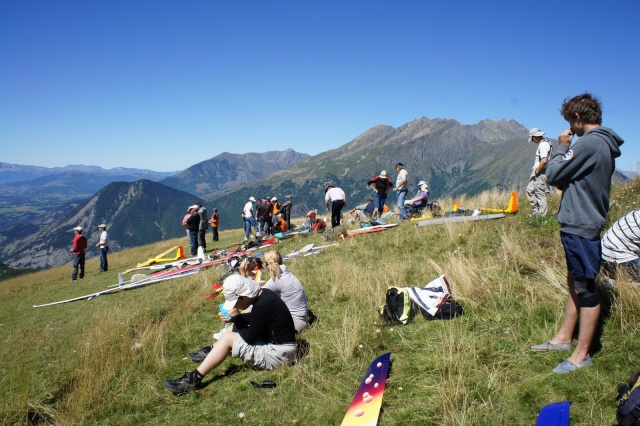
[547,126,623,239]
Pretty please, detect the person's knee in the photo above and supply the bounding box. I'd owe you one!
[574,278,600,307]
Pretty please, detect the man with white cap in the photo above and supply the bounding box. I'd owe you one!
[95,224,109,272]
[242,196,258,240]
[526,128,552,215]
[405,181,429,208]
[163,274,297,395]
[70,226,87,282]
[367,170,393,217]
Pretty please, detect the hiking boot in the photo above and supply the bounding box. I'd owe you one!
[189,345,212,363]
[163,371,201,395]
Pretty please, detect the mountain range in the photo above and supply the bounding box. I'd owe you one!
[190,118,538,229]
[0,180,203,270]
[0,117,630,271]
[0,162,176,185]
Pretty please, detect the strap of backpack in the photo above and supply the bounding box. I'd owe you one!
[620,404,640,426]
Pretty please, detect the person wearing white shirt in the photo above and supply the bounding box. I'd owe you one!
[96,224,109,272]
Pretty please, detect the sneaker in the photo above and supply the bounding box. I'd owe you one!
[530,341,571,352]
[189,345,212,363]
[552,356,592,374]
[163,371,201,394]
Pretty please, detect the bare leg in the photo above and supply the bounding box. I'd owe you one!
[549,272,578,345]
[196,329,236,376]
[567,304,600,365]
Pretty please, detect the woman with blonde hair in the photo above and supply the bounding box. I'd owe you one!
[260,248,309,333]
[187,248,311,365]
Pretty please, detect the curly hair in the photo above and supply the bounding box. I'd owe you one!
[263,249,282,281]
[560,92,602,125]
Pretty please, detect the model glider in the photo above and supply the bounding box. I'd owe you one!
[135,245,185,268]
[347,224,397,237]
[283,244,315,259]
[33,268,200,308]
[480,192,519,214]
[282,243,339,260]
[416,213,506,227]
[275,229,311,240]
[340,352,391,426]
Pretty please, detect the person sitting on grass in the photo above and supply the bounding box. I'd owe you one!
[275,214,287,233]
[260,249,310,333]
[163,274,297,395]
[348,198,375,223]
[189,249,310,362]
[601,208,640,282]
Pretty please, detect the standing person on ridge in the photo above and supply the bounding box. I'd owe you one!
[197,203,208,251]
[324,185,347,228]
[367,170,393,218]
[95,224,109,272]
[530,93,623,374]
[70,226,87,282]
[182,206,191,237]
[209,208,219,242]
[270,197,281,231]
[393,163,409,221]
[243,196,259,241]
[526,128,552,215]
[185,205,201,256]
[281,195,293,231]
[256,199,268,237]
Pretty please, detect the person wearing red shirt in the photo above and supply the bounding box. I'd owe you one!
[70,226,88,282]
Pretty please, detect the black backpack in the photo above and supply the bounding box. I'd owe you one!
[378,287,417,325]
[419,299,464,320]
[617,369,640,425]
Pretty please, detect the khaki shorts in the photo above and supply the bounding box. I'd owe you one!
[232,334,297,370]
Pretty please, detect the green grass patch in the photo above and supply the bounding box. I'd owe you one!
[1,184,640,424]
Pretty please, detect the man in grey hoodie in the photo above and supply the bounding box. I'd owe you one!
[530,93,623,374]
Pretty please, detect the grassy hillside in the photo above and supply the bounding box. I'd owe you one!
[2,182,640,425]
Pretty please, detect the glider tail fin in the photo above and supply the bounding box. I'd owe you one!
[506,192,518,213]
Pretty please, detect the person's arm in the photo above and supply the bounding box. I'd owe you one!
[394,176,407,191]
[535,157,548,176]
[230,312,252,330]
[235,303,269,344]
[546,130,598,187]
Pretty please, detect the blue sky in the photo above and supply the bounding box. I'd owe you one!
[1,1,639,172]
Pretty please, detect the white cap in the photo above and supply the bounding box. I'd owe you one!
[380,170,387,178]
[98,224,106,229]
[271,197,277,201]
[528,128,545,143]
[73,226,83,231]
[221,275,260,311]
[249,196,256,202]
